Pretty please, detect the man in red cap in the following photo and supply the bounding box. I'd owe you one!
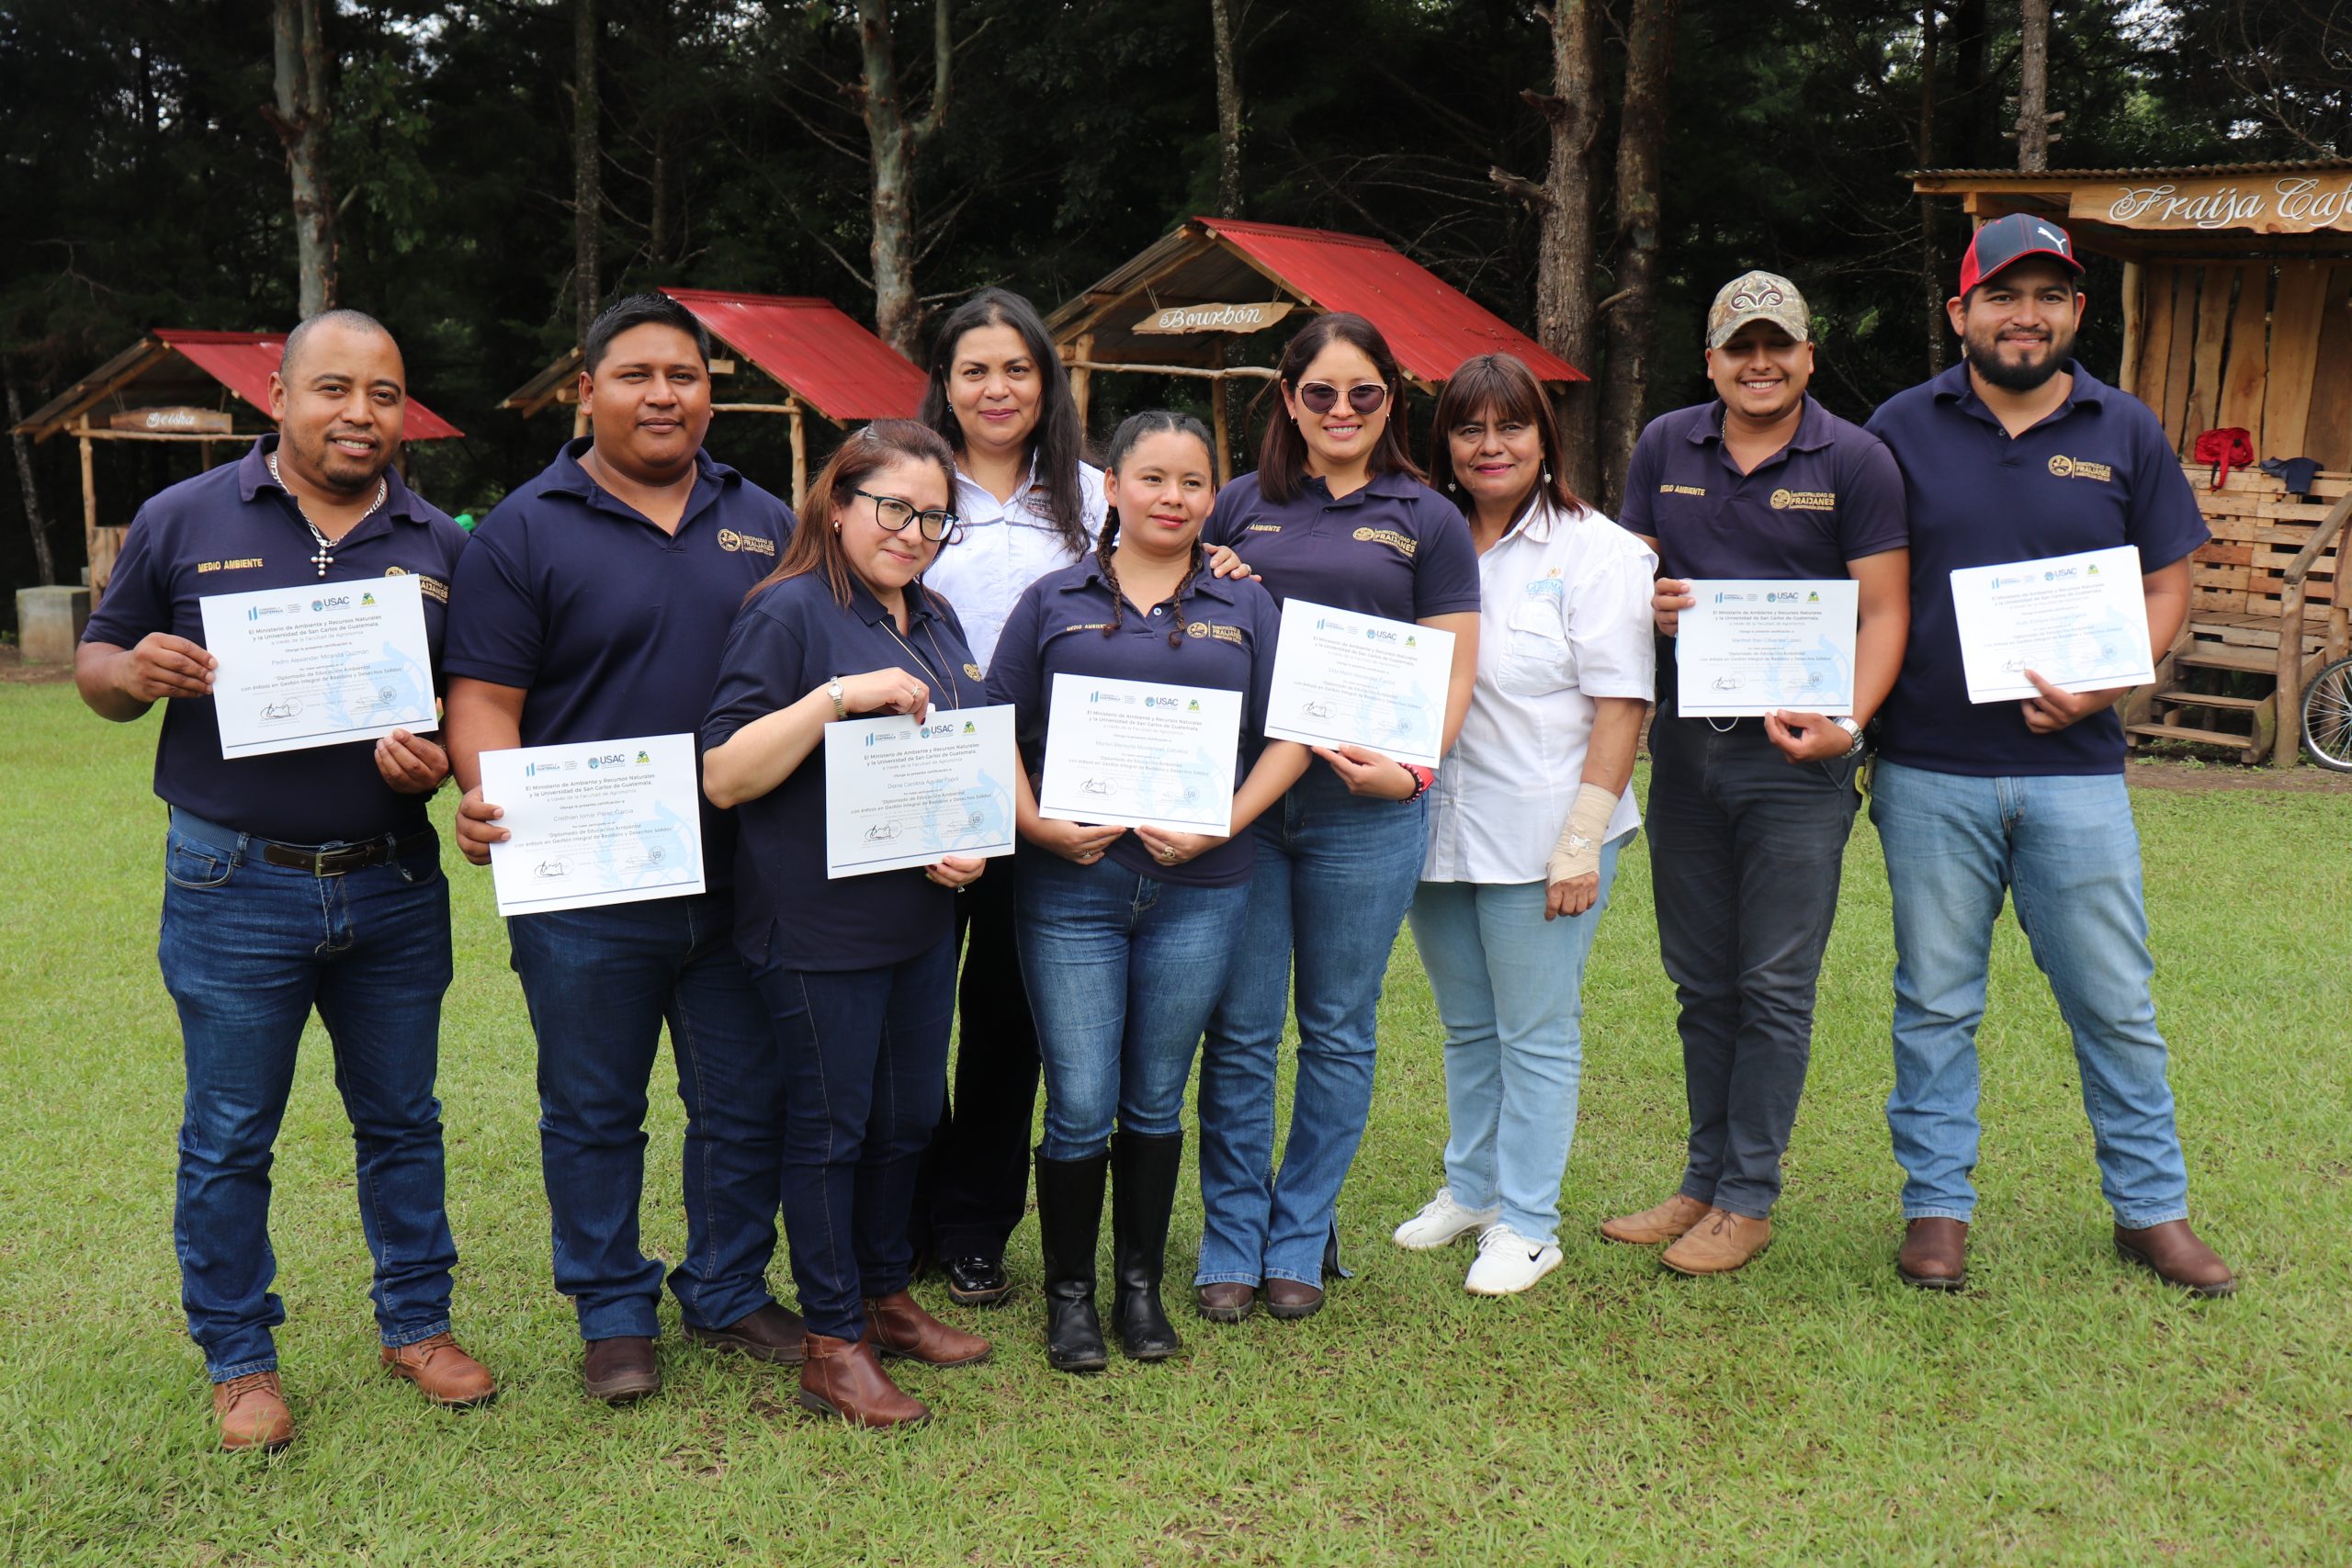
[1861,215,2234,1297]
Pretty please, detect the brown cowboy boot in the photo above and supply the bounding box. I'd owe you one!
[798,1332,931,1429]
[862,1291,992,1367]
[213,1371,293,1452]
[380,1332,498,1407]
[1896,1218,1969,1292]
[2114,1220,2236,1298]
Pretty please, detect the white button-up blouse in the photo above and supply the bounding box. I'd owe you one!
[1419,497,1657,885]
[923,455,1107,673]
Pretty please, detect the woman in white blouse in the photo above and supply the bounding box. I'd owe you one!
[1390,353,1657,1295]
[910,289,1107,1308]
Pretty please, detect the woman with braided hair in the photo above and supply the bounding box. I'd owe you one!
[985,411,1308,1372]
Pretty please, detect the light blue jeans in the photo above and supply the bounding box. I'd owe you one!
[1406,838,1623,1247]
[1869,760,2192,1228]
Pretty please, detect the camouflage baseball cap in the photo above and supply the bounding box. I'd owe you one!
[1706,271,1810,350]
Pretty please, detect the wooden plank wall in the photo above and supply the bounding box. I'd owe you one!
[2129,259,2351,468]
[2184,468,2347,623]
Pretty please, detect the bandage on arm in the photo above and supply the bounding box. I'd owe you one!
[1546,783,1621,885]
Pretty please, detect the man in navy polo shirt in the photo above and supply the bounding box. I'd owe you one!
[77,310,495,1452]
[444,293,803,1402]
[1864,215,2233,1297]
[1607,271,1911,1277]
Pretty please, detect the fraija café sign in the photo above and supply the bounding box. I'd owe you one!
[2075,172,2352,233]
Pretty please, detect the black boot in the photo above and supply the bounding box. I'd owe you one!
[1111,1132,1184,1361]
[1034,1149,1109,1373]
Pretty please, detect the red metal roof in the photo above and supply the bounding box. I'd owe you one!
[1196,219,1585,384]
[156,330,465,441]
[660,288,927,422]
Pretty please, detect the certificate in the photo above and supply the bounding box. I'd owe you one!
[478,733,706,916]
[1036,674,1243,835]
[1950,546,2153,704]
[198,573,437,759]
[823,704,1020,879]
[1262,599,1455,767]
[1676,580,1860,717]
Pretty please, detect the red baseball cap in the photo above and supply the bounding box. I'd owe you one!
[1958,212,2086,295]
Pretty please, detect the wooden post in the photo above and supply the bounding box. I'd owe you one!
[1069,333,1094,436]
[77,433,96,587]
[2116,260,2145,397]
[787,400,808,510]
[1211,373,1232,485]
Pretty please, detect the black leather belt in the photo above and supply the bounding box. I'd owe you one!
[258,831,436,876]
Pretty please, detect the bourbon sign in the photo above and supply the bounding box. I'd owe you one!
[1133,300,1297,335]
[2075,173,2352,233]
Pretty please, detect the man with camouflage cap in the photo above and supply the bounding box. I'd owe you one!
[1604,271,1913,1275]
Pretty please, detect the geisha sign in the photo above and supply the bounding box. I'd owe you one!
[2073,172,2352,233]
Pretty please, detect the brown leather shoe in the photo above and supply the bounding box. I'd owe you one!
[684,1303,808,1366]
[1600,1192,1711,1246]
[380,1332,497,1407]
[213,1371,293,1452]
[799,1331,931,1429]
[1195,1281,1255,1323]
[1896,1218,1969,1292]
[2114,1220,2236,1298]
[862,1290,992,1367]
[1261,1278,1325,1321]
[1660,1208,1773,1275]
[582,1336,662,1404]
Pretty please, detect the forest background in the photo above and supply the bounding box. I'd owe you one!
[1,0,2346,628]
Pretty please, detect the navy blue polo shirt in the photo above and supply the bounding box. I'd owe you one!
[1866,362,2207,776]
[83,435,465,844]
[703,571,987,972]
[1202,469,1481,622]
[986,555,1285,887]
[443,437,796,887]
[1617,395,1909,580]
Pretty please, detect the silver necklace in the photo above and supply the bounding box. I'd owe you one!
[268,451,388,577]
[878,593,962,711]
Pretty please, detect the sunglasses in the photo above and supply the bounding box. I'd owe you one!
[855,489,963,544]
[1295,380,1390,416]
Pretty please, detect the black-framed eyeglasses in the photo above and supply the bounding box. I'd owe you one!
[1295,380,1390,416]
[854,489,962,544]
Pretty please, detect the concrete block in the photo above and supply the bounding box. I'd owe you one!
[17,585,90,664]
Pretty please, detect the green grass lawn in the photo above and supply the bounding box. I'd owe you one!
[3,680,2347,1566]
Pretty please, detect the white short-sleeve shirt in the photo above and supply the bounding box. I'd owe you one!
[923,455,1107,673]
[1420,497,1657,885]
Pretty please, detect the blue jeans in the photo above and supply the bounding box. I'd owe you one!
[1869,761,2191,1227]
[157,813,456,1382]
[752,933,957,1343]
[506,895,783,1341]
[1017,852,1252,1161]
[1407,839,1623,1247]
[1195,765,1428,1289]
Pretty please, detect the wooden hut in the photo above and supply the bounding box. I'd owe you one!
[1914,161,2352,763]
[1047,217,1584,480]
[501,288,926,506]
[11,330,465,604]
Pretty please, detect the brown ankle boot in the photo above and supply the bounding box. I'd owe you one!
[2114,1220,2235,1298]
[213,1371,293,1452]
[380,1332,498,1407]
[1660,1208,1773,1275]
[798,1332,932,1429]
[1599,1192,1711,1246]
[862,1290,992,1367]
[1896,1218,1969,1291]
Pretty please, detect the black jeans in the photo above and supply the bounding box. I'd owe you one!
[910,863,1041,1260]
[1646,715,1859,1220]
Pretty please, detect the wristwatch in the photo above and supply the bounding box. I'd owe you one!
[1831,716,1866,758]
[826,677,847,720]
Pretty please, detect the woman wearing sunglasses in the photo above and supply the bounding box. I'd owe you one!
[910,288,1107,1310]
[1391,354,1654,1295]
[702,421,993,1429]
[1192,312,1481,1323]
[987,411,1308,1371]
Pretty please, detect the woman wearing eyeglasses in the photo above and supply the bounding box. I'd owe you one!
[1192,312,1481,1323]
[702,421,993,1429]
[910,288,1107,1309]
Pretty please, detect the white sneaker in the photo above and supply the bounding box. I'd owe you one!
[1391,1187,1501,1251]
[1464,1224,1563,1295]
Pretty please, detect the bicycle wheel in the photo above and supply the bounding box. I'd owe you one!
[2301,656,2352,771]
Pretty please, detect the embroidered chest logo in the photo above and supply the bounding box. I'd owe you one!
[196,558,266,573]
[1063,622,1115,634]
[416,576,449,604]
[1186,621,1246,644]
[1659,484,1706,497]
[1769,489,1838,511]
[716,528,777,555]
[964,662,983,680]
[1247,523,1283,533]
[1351,526,1418,558]
[2047,455,2113,482]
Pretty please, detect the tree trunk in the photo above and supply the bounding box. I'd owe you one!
[268,0,334,320]
[1920,5,1947,374]
[573,0,601,343]
[1526,0,1601,500]
[857,0,953,357]
[1596,0,1680,516]
[6,375,56,587]
[2015,0,2051,171]
[1209,0,1243,218]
